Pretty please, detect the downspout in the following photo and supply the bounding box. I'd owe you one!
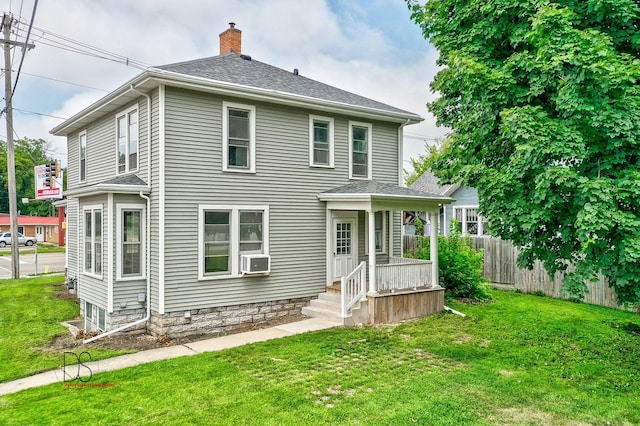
[84,85,152,344]
[83,191,151,344]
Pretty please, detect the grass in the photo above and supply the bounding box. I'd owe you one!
[1,290,639,425]
[0,276,133,383]
[0,244,66,255]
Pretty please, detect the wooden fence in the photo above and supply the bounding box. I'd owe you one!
[403,235,634,311]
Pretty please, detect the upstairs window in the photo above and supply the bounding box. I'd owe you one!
[223,102,256,173]
[309,115,334,167]
[79,130,87,182]
[349,121,372,179]
[116,107,138,174]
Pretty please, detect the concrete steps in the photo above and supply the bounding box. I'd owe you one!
[302,289,368,326]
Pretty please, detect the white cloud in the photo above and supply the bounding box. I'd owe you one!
[1,0,444,170]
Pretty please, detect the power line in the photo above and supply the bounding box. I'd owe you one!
[21,71,110,92]
[10,0,37,99]
[13,20,150,70]
[12,107,67,120]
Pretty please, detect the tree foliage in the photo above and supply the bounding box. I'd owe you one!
[408,0,640,305]
[404,140,445,186]
[0,138,58,216]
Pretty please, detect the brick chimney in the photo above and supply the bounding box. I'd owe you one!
[219,22,241,55]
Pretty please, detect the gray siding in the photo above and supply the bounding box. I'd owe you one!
[66,94,151,317]
[443,186,480,235]
[74,195,108,310]
[148,88,161,313]
[111,193,147,311]
[161,87,401,312]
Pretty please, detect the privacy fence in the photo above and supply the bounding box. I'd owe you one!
[403,235,634,311]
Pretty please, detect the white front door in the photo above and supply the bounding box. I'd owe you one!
[333,217,357,280]
[35,226,44,242]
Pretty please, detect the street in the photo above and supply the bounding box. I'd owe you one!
[0,250,66,279]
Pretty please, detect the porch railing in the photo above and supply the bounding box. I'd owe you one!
[341,261,367,318]
[375,257,433,292]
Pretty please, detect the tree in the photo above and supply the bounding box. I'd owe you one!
[408,0,640,305]
[0,138,58,216]
[404,140,444,186]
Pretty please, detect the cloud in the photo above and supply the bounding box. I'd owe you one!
[2,0,444,169]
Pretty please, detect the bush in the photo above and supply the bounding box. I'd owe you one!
[414,220,492,301]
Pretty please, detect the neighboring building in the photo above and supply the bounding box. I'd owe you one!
[51,24,450,339]
[0,214,61,244]
[409,171,489,236]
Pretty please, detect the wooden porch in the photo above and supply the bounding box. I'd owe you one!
[304,257,444,325]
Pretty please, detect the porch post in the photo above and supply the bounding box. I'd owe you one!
[368,209,377,295]
[430,210,439,287]
[388,211,394,257]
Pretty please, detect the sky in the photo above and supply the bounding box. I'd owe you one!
[1,0,447,171]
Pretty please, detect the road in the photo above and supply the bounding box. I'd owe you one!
[0,251,66,279]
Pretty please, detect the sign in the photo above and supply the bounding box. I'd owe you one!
[34,164,63,200]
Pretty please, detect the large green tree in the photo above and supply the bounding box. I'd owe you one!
[0,138,58,216]
[408,0,640,304]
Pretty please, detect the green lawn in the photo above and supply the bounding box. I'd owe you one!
[1,290,639,424]
[0,276,133,383]
[0,244,66,255]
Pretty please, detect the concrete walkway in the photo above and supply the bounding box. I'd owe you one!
[0,318,340,396]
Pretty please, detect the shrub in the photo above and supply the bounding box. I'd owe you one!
[415,220,492,301]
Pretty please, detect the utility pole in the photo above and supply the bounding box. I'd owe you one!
[2,13,34,278]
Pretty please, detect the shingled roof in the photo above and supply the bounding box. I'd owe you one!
[154,53,417,117]
[410,171,459,196]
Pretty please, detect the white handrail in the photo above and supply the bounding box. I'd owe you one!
[341,261,367,317]
[376,257,432,292]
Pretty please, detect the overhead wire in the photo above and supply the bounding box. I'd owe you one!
[11,0,38,99]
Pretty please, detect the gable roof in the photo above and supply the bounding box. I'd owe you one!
[410,171,460,197]
[52,53,422,136]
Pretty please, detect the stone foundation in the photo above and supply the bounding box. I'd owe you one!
[107,307,147,333]
[148,297,313,338]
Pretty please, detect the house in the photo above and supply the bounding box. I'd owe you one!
[51,24,451,339]
[409,170,488,236]
[0,214,62,244]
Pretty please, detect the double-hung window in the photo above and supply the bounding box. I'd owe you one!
[309,115,334,167]
[83,206,102,276]
[223,102,256,173]
[117,204,145,279]
[116,107,138,174]
[454,206,489,236]
[349,121,372,179]
[79,130,87,182]
[199,205,269,279]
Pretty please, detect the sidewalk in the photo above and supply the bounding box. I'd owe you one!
[0,317,340,396]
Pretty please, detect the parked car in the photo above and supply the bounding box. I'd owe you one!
[0,232,37,247]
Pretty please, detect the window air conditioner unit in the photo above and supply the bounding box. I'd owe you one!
[241,254,270,274]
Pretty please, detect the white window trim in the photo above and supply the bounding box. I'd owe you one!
[453,205,487,236]
[198,204,269,281]
[222,102,256,173]
[365,210,387,254]
[79,130,87,183]
[309,115,334,168]
[348,121,373,180]
[97,306,106,332]
[82,204,103,279]
[114,105,139,175]
[116,203,146,281]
